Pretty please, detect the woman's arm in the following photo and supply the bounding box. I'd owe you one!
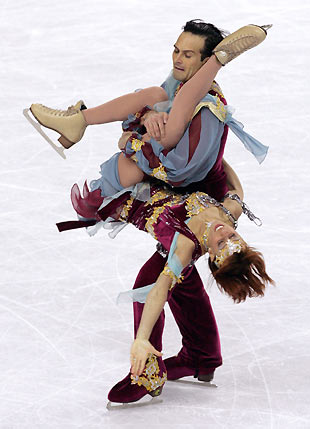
[130,274,170,376]
[130,235,194,376]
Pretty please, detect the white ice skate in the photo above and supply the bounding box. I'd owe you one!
[23,100,87,159]
[213,24,272,65]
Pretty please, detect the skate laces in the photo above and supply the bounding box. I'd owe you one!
[40,104,79,117]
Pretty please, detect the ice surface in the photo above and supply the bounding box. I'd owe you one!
[1,0,310,427]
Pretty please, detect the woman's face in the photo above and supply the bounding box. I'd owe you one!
[207,222,245,262]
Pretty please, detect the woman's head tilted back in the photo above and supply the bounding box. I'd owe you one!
[208,246,275,303]
[204,221,274,302]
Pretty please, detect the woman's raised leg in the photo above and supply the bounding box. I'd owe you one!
[160,55,222,148]
[82,86,168,125]
[29,86,168,149]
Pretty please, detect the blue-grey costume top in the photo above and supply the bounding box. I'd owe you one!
[90,71,268,217]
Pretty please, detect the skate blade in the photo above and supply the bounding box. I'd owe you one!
[106,396,163,411]
[171,379,218,389]
[23,108,66,159]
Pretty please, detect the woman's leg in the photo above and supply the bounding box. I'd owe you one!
[117,153,144,188]
[83,56,220,128]
[68,152,145,222]
[82,86,168,125]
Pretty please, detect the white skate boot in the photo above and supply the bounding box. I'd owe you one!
[213,24,272,66]
[23,100,87,159]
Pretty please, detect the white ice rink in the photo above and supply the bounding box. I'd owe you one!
[1,0,310,427]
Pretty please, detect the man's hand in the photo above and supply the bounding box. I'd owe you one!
[118,131,134,150]
[141,111,169,141]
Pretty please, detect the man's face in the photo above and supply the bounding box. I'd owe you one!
[172,31,208,82]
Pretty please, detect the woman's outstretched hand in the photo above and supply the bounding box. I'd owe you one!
[130,338,162,376]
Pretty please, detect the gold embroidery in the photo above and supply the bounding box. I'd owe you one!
[131,138,145,152]
[150,164,168,182]
[144,191,183,239]
[131,354,167,392]
[192,96,227,122]
[145,206,166,239]
[146,189,182,206]
[162,263,184,290]
[211,81,225,99]
[185,192,209,217]
[119,196,134,221]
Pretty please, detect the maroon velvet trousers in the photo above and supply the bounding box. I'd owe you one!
[133,250,222,373]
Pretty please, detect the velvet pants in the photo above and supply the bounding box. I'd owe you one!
[108,248,222,402]
[133,250,222,373]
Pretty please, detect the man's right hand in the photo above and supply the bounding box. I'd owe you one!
[141,111,169,141]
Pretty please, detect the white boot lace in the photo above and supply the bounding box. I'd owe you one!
[39,104,79,117]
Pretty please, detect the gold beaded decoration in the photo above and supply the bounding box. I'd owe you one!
[161,263,184,290]
[150,164,168,182]
[131,138,145,152]
[130,353,167,392]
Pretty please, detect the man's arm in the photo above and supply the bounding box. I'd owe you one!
[222,159,244,219]
[222,159,244,199]
[120,107,219,189]
[140,111,169,141]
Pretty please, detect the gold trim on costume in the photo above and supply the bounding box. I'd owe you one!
[150,164,168,182]
[192,96,227,122]
[131,138,145,152]
[146,189,172,205]
[119,196,134,221]
[145,206,166,239]
[130,353,167,392]
[146,189,183,206]
[185,192,209,217]
[211,81,225,99]
[161,263,184,290]
[145,190,184,239]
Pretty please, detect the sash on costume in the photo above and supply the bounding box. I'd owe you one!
[156,71,269,164]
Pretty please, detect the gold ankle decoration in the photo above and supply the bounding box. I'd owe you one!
[130,354,167,392]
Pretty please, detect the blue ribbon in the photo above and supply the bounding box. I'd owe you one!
[225,116,269,164]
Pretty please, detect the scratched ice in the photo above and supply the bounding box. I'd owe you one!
[0,0,309,427]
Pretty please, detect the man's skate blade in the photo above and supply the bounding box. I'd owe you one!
[106,397,163,411]
[23,108,66,159]
[171,379,218,389]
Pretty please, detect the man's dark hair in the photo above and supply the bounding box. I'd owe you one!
[182,19,226,61]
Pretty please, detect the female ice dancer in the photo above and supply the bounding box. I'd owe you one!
[58,149,274,404]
